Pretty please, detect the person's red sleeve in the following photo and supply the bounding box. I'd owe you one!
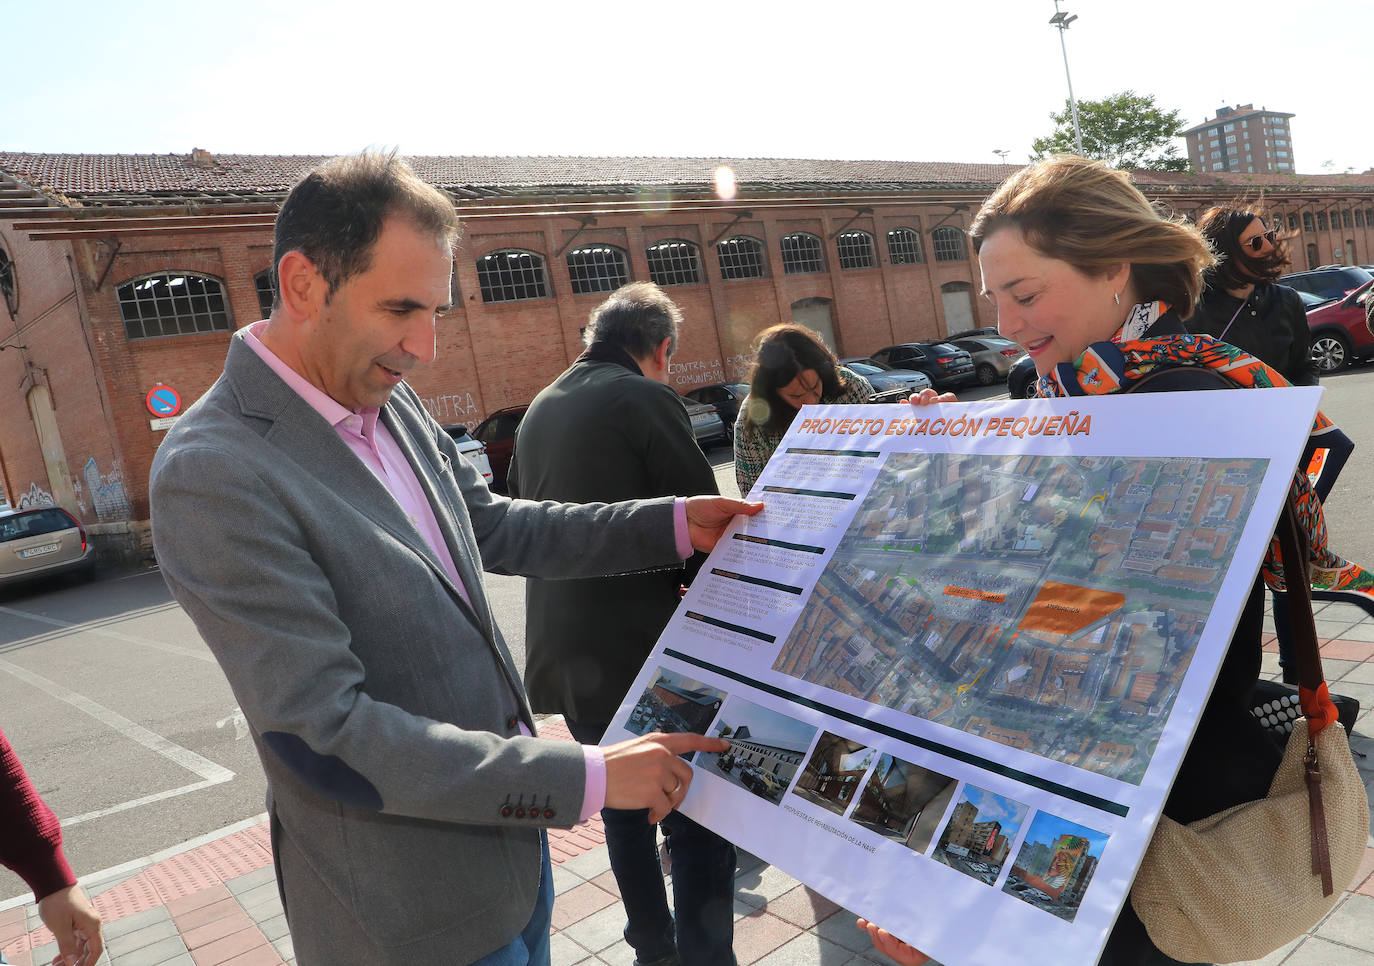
[0,727,76,900]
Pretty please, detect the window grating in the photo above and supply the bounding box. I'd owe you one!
[253,269,275,319]
[1343,210,1354,229]
[1317,212,1328,231]
[886,228,923,265]
[780,233,824,274]
[477,250,548,303]
[566,245,629,296]
[931,227,968,262]
[646,240,701,285]
[117,272,231,340]
[836,231,876,270]
[1303,212,1314,232]
[1288,213,1299,232]
[716,236,766,279]
[1356,210,1365,229]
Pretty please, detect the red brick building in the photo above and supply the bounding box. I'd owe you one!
[1,151,1372,562]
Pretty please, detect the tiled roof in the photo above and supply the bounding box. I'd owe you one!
[1,151,1372,204]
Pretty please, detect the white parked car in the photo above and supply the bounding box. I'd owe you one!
[442,425,494,486]
[0,506,96,587]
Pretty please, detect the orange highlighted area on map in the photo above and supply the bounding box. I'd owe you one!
[1019,581,1125,636]
[942,586,1007,603]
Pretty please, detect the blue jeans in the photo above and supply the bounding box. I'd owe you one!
[568,720,737,966]
[469,832,554,966]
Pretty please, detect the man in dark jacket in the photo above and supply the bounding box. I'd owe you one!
[508,282,736,966]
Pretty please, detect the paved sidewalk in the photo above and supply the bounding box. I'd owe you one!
[3,604,1372,966]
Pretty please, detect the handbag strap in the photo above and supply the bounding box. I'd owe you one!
[1275,494,1335,895]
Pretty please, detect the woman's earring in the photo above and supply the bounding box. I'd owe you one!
[1114,292,1121,306]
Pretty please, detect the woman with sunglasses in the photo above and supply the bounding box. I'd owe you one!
[1186,207,1316,386]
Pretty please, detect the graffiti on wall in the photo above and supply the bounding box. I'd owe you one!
[80,457,133,522]
[670,353,753,389]
[16,483,54,509]
[421,391,480,426]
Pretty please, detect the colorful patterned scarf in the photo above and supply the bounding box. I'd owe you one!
[1034,302,1374,618]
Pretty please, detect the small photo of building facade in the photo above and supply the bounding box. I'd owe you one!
[791,731,877,817]
[933,784,1029,886]
[1003,811,1109,923]
[625,668,727,745]
[698,696,816,805]
[848,753,958,854]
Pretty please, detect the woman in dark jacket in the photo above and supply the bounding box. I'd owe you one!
[1187,206,1316,386]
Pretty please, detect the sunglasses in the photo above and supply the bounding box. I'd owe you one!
[1244,228,1279,252]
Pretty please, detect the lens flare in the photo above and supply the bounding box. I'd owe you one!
[714,165,737,201]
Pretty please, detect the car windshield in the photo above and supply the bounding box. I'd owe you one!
[927,343,961,354]
[844,362,881,374]
[0,509,74,543]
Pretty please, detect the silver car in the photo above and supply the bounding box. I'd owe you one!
[0,506,96,587]
[949,336,1028,386]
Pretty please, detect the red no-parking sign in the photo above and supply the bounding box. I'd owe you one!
[146,385,182,417]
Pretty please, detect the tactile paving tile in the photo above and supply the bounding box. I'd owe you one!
[243,821,273,854]
[190,831,273,882]
[145,849,224,904]
[90,872,166,924]
[547,813,606,865]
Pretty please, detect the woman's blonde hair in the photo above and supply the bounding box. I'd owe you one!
[968,156,1215,314]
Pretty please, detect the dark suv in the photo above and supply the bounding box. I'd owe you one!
[1280,266,1374,303]
[870,342,977,390]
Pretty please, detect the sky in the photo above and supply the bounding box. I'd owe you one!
[5,0,1371,175]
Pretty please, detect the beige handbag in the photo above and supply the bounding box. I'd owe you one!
[1129,499,1370,963]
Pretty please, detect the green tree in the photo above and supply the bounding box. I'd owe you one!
[1031,90,1190,172]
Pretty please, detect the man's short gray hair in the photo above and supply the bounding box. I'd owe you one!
[583,282,681,359]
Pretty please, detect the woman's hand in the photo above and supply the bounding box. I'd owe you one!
[857,918,931,965]
[907,387,958,407]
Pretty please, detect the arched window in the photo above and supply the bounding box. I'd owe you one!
[835,231,876,270]
[253,269,276,319]
[1366,209,1373,227]
[1306,244,1318,270]
[476,250,548,303]
[931,227,967,262]
[1288,213,1299,232]
[779,233,824,275]
[645,240,701,286]
[0,242,16,317]
[1302,212,1315,232]
[886,228,923,265]
[1317,212,1328,231]
[117,272,232,340]
[716,236,766,280]
[1342,209,1354,229]
[1355,210,1365,229]
[566,245,629,296]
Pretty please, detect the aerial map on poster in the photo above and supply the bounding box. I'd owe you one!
[603,388,1321,966]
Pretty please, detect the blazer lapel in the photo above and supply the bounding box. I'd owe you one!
[223,336,490,634]
[379,403,497,638]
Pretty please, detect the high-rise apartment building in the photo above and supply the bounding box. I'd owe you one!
[1183,104,1296,174]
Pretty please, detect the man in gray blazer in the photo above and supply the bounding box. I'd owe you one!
[149,152,760,966]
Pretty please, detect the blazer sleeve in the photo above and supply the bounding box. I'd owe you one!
[1277,285,1318,386]
[151,442,588,828]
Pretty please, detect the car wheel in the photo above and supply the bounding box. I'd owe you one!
[1310,333,1351,373]
[976,363,998,386]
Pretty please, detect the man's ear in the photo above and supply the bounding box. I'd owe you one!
[654,336,673,374]
[276,250,326,321]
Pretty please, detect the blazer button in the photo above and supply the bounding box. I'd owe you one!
[506,716,519,730]
[501,805,513,817]
[515,806,526,818]
[543,808,556,819]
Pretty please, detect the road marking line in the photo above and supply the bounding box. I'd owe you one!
[61,779,224,827]
[0,657,234,783]
[0,603,217,663]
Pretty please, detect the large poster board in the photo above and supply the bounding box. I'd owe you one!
[605,388,1322,966]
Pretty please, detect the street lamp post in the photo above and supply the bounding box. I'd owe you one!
[1048,1,1083,155]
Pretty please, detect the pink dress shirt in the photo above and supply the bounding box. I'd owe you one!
[243,323,618,820]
